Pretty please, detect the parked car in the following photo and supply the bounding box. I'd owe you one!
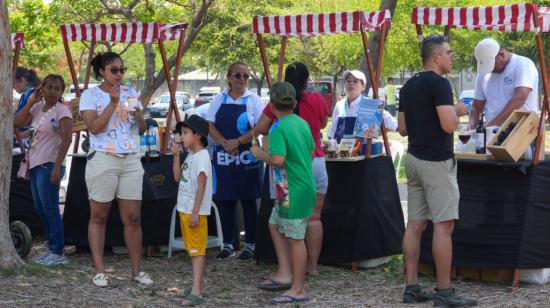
[460,89,475,113]
[307,81,335,113]
[63,82,99,101]
[260,88,270,105]
[194,86,220,107]
[147,92,192,118]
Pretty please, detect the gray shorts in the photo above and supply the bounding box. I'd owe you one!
[405,153,459,223]
[269,156,328,198]
[312,156,328,194]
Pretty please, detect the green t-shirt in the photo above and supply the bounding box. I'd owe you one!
[269,114,316,219]
[384,84,397,106]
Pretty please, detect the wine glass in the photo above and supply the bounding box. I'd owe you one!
[457,124,471,145]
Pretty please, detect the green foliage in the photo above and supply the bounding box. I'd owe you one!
[7,0,547,85]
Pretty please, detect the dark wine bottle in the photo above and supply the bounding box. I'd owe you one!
[476,113,486,154]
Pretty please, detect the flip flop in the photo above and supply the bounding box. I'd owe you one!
[256,278,292,292]
[183,287,209,298]
[268,294,310,305]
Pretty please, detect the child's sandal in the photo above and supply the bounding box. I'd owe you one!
[183,293,204,306]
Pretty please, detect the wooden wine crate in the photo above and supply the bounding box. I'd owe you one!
[419,263,514,284]
[487,111,539,162]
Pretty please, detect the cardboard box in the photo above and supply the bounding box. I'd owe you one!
[419,263,514,284]
[487,111,539,162]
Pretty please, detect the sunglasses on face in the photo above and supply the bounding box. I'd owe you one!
[108,67,127,75]
[228,72,250,80]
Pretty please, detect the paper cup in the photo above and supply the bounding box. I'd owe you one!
[127,98,138,111]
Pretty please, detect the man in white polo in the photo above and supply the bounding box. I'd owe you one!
[469,38,539,129]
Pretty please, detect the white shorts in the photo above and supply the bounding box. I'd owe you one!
[85,151,144,203]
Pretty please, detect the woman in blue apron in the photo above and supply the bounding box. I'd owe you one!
[205,62,264,260]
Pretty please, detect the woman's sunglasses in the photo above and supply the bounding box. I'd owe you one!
[109,67,127,75]
[228,72,250,80]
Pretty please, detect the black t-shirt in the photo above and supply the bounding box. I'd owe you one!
[398,71,454,161]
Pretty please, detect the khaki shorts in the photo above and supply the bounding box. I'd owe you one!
[405,153,459,223]
[269,206,309,240]
[85,151,144,203]
[179,213,208,257]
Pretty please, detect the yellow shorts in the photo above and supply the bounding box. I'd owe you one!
[178,212,208,257]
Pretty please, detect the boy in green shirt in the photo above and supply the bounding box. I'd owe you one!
[251,81,316,305]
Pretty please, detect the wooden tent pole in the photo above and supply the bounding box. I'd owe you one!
[532,7,549,165]
[256,33,273,89]
[276,36,288,82]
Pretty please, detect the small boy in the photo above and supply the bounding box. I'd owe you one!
[251,81,316,305]
[172,115,213,306]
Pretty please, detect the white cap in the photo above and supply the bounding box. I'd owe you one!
[342,70,367,85]
[170,108,198,131]
[474,38,500,74]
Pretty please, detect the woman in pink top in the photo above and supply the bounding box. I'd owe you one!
[14,75,73,266]
[256,62,329,276]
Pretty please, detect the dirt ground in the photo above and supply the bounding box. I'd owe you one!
[1,241,550,307]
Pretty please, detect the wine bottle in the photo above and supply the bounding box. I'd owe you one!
[476,113,486,154]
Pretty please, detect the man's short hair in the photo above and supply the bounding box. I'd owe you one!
[387,77,394,83]
[421,34,448,65]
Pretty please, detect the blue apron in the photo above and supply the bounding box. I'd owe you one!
[212,93,263,200]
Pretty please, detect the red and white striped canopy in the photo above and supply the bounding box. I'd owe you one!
[60,22,188,43]
[252,10,391,36]
[412,4,550,33]
[11,32,24,49]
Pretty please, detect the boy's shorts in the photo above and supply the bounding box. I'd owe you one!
[178,212,208,257]
[269,206,308,240]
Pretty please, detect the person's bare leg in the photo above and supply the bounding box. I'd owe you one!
[402,219,427,285]
[270,238,308,302]
[260,224,292,284]
[118,199,143,277]
[433,220,454,289]
[306,192,324,275]
[182,256,206,305]
[88,200,112,274]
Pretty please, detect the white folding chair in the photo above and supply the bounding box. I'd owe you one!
[390,140,405,179]
[167,201,224,258]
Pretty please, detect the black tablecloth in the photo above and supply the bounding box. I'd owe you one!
[9,154,44,235]
[420,159,550,269]
[255,156,405,264]
[63,155,181,247]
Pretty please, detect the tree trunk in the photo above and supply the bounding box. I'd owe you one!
[360,0,398,92]
[0,0,23,268]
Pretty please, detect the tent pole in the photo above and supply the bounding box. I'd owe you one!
[256,33,273,89]
[158,38,177,154]
[276,36,288,82]
[83,41,95,90]
[375,22,392,158]
[532,8,549,164]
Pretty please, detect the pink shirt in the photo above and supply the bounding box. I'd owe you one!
[263,92,329,157]
[28,102,72,169]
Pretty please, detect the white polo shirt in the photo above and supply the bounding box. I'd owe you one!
[474,54,539,123]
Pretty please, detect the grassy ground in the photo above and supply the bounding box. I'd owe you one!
[1,241,550,307]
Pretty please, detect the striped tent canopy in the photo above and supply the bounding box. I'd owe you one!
[412,3,550,32]
[252,10,391,37]
[60,22,188,43]
[11,32,24,49]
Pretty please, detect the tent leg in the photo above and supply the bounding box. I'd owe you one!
[352,261,359,271]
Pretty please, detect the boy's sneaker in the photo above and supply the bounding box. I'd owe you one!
[216,247,236,259]
[237,248,254,261]
[403,284,435,303]
[433,288,478,307]
[134,272,154,285]
[38,253,68,266]
[32,251,52,263]
[92,273,109,287]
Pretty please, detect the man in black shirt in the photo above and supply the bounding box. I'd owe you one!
[398,35,476,307]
